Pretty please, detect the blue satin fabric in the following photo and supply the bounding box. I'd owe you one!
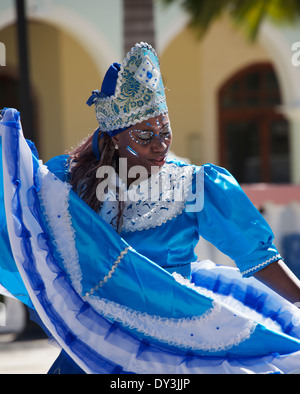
[20,156,300,362]
[196,165,280,276]
[0,110,41,307]
[0,136,34,307]
[46,155,280,279]
[3,109,300,375]
[67,190,214,320]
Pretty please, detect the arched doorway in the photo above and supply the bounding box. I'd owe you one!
[0,72,39,146]
[219,63,290,183]
[0,19,102,160]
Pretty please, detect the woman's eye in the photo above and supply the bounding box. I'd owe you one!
[160,125,171,138]
[136,131,153,140]
[160,131,171,138]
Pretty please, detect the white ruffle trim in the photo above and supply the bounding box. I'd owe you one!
[38,165,82,294]
[172,272,283,333]
[85,288,257,352]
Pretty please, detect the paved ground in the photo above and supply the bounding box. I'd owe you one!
[0,296,59,374]
[0,336,60,374]
[1,297,300,374]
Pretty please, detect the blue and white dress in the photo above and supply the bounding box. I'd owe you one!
[1,108,300,374]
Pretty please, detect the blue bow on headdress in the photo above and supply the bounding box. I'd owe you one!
[87,63,129,160]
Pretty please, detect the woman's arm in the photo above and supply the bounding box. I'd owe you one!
[254,259,300,304]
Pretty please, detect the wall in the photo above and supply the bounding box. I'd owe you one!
[0,21,102,160]
[161,15,271,165]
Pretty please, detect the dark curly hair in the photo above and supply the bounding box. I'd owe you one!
[67,130,124,232]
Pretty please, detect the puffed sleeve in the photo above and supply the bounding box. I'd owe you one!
[195,163,281,277]
[45,154,70,182]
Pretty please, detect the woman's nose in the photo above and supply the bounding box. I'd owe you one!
[151,134,167,151]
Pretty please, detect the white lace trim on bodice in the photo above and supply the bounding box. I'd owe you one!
[99,161,195,232]
[38,164,82,294]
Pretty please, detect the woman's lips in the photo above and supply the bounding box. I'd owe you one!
[149,156,167,166]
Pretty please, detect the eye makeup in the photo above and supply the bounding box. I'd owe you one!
[128,124,171,146]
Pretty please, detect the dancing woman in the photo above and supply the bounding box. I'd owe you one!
[1,42,300,374]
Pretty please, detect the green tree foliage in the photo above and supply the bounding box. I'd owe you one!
[161,0,300,40]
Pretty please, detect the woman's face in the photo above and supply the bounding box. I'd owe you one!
[112,114,172,175]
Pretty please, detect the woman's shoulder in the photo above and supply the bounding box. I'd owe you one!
[166,156,191,168]
[164,157,195,185]
[166,158,228,174]
[166,159,235,183]
[45,154,70,182]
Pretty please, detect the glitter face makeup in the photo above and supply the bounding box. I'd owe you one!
[126,145,139,157]
[128,124,171,146]
[112,115,172,175]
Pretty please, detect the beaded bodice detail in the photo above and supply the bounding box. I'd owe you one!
[99,161,195,232]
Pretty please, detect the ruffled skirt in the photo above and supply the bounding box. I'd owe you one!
[1,108,300,374]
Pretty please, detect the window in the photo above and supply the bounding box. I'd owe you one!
[0,74,20,110]
[0,73,38,144]
[219,64,290,183]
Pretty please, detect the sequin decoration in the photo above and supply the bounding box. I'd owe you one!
[90,42,168,133]
[134,56,160,91]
